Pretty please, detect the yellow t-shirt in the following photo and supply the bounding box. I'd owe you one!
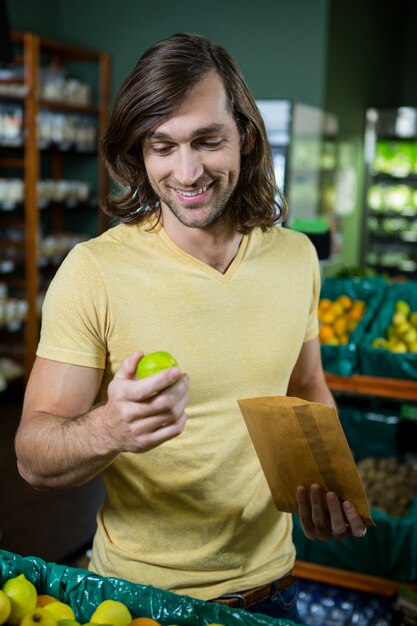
[37,220,320,600]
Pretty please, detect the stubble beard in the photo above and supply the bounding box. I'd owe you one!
[155,180,238,229]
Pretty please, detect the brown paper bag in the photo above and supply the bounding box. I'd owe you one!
[238,396,374,526]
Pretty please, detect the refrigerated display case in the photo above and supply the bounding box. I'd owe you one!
[256,99,341,262]
[362,107,417,277]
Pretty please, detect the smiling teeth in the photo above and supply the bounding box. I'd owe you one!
[177,185,208,197]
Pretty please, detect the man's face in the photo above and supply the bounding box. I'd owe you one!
[142,72,243,230]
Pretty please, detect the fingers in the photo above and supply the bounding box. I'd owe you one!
[297,485,368,541]
[310,484,331,540]
[326,491,350,540]
[114,351,144,380]
[342,501,367,538]
[297,485,317,540]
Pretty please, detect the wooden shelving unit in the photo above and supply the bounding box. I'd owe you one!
[294,561,417,598]
[0,31,110,380]
[325,372,417,402]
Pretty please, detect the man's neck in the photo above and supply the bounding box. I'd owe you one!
[160,212,243,274]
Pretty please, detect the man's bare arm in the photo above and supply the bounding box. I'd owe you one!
[287,336,336,408]
[15,353,189,490]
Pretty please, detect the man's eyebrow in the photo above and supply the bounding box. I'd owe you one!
[146,123,229,141]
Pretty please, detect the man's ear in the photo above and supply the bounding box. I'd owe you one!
[240,125,255,155]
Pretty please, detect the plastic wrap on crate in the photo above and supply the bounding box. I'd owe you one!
[292,407,417,581]
[0,550,301,626]
[360,280,417,380]
[320,277,386,376]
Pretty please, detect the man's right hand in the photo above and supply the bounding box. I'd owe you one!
[102,352,189,454]
[16,353,189,489]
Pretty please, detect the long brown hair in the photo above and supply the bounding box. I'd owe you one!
[101,32,287,232]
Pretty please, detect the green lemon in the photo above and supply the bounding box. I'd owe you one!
[136,351,179,379]
[21,608,58,626]
[90,600,132,626]
[0,589,11,625]
[2,573,37,625]
[44,602,75,622]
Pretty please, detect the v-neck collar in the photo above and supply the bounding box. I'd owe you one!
[154,222,250,283]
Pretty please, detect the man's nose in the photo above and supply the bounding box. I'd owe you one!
[174,148,204,186]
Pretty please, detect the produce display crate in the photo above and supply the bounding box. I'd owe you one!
[292,406,417,582]
[320,277,386,376]
[360,280,417,380]
[0,550,301,626]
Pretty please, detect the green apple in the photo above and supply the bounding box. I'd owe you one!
[136,351,179,379]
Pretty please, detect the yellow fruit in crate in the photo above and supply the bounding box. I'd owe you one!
[395,300,411,316]
[21,608,58,626]
[0,589,11,625]
[392,311,408,326]
[403,327,417,345]
[334,316,348,338]
[336,294,353,311]
[318,298,333,315]
[410,312,417,327]
[371,337,387,349]
[387,339,408,353]
[2,573,37,625]
[90,600,132,626]
[409,341,417,353]
[44,601,75,622]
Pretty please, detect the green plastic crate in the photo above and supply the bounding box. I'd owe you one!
[0,550,301,626]
[320,277,386,376]
[360,280,417,380]
[292,406,417,581]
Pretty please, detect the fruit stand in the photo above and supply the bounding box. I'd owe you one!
[0,550,302,626]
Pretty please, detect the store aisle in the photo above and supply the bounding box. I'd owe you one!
[0,382,105,564]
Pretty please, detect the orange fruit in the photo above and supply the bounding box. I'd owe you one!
[318,298,333,314]
[319,325,335,344]
[336,294,353,311]
[128,620,161,626]
[349,300,366,321]
[334,316,348,338]
[36,596,58,608]
[330,301,345,318]
[320,310,337,325]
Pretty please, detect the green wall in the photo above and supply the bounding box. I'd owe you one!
[7,0,417,268]
[7,0,329,105]
[7,0,58,38]
[55,0,329,107]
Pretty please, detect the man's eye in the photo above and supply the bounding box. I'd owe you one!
[200,140,222,149]
[152,145,172,154]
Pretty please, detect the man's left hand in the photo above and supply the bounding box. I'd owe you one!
[297,484,368,541]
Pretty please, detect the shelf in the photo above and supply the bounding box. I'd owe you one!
[0,157,25,169]
[39,100,99,115]
[325,372,417,401]
[293,560,417,597]
[0,30,111,379]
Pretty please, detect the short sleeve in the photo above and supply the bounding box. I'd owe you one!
[36,243,109,368]
[304,238,321,342]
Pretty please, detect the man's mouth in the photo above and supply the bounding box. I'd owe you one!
[169,183,213,202]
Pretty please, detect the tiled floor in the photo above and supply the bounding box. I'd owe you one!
[0,381,105,565]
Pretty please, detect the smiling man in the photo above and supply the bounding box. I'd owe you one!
[16,33,367,622]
